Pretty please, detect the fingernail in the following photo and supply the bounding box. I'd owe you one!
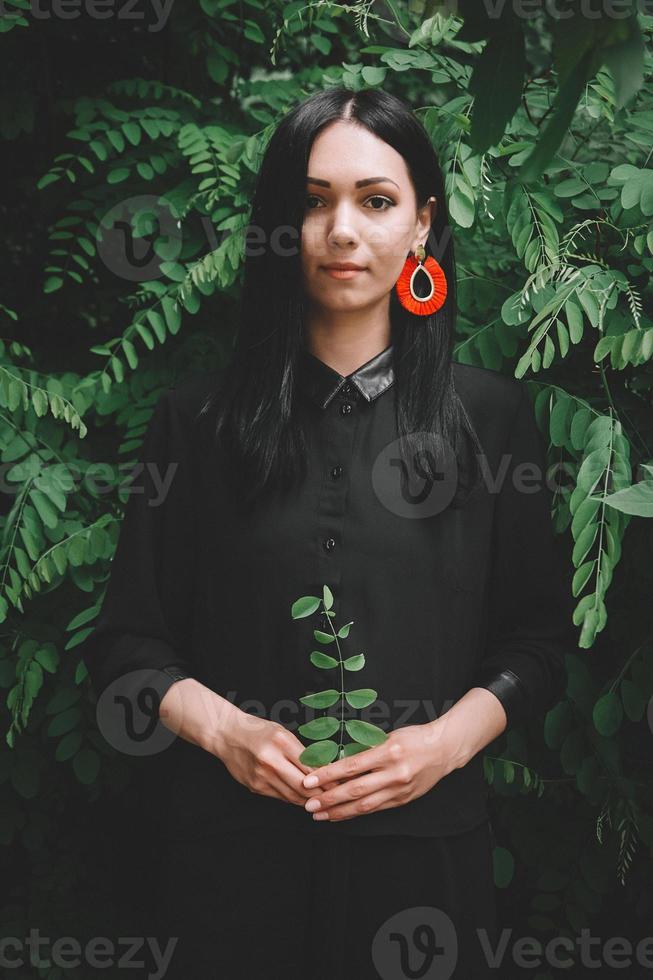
[305,799,321,812]
[304,775,318,788]
[313,812,329,820]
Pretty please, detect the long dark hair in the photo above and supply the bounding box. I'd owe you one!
[198,85,483,511]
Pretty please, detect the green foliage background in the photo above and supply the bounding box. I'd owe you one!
[2,1,653,974]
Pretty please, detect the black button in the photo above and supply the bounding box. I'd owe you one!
[341,382,353,395]
[323,537,336,552]
[331,465,343,480]
[341,402,352,415]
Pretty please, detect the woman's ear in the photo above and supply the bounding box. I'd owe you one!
[414,196,437,251]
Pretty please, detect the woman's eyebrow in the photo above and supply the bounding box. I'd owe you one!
[306,176,400,189]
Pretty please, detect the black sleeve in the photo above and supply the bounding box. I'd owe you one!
[472,382,575,730]
[81,389,196,717]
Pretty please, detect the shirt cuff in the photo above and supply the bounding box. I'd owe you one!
[161,664,192,683]
[473,668,530,729]
[158,664,193,715]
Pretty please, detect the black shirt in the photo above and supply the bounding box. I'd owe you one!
[81,344,575,839]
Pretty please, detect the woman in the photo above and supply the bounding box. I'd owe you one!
[82,86,575,979]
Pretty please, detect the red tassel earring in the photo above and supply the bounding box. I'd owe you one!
[395,244,447,316]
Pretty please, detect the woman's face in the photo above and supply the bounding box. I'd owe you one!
[300,119,435,314]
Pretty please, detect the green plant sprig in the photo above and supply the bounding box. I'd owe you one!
[290,584,387,766]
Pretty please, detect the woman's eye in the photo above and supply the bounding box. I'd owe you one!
[305,195,395,211]
[364,196,395,211]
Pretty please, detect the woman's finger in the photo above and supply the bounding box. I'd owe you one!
[316,787,402,822]
[274,755,335,801]
[260,768,308,805]
[306,771,387,812]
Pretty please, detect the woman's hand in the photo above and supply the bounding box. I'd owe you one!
[298,722,455,822]
[299,688,508,822]
[159,678,338,807]
[216,705,340,805]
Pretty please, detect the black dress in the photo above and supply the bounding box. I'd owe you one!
[154,822,498,979]
[81,343,575,978]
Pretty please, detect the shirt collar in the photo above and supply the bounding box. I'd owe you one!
[296,343,395,409]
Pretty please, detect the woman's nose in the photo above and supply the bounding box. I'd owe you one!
[327,202,360,248]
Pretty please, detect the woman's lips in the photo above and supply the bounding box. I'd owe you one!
[322,267,366,279]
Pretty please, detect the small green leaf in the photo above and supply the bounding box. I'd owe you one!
[311,34,332,56]
[109,355,125,382]
[361,66,387,86]
[299,740,339,766]
[313,630,336,644]
[343,654,365,671]
[29,489,59,529]
[55,731,83,763]
[291,596,320,619]
[160,261,187,282]
[31,389,49,417]
[121,338,138,370]
[344,688,377,709]
[43,276,63,294]
[344,719,387,746]
[107,167,130,184]
[135,322,155,351]
[592,691,623,737]
[565,300,584,343]
[621,679,646,722]
[603,480,653,518]
[299,689,341,709]
[46,707,83,737]
[572,560,595,598]
[34,647,59,673]
[161,295,181,335]
[37,173,61,190]
[310,651,339,669]
[243,19,264,43]
[122,122,141,146]
[298,715,340,740]
[136,162,154,181]
[146,309,166,343]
